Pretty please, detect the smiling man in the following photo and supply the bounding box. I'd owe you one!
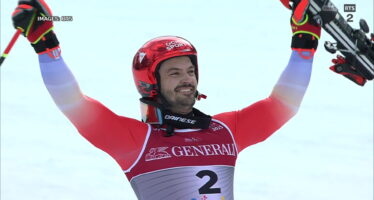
[159,56,197,114]
[11,0,321,199]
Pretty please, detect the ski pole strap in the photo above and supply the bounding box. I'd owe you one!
[291,48,315,60]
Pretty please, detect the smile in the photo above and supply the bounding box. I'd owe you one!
[175,86,195,95]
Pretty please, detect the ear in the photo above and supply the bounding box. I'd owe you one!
[188,55,199,81]
[155,61,163,93]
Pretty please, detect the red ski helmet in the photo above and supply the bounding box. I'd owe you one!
[132,36,198,98]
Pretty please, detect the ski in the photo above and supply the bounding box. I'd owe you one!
[297,0,374,86]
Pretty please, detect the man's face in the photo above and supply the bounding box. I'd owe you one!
[158,56,197,114]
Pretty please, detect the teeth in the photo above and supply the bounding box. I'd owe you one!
[180,89,192,92]
[177,87,193,92]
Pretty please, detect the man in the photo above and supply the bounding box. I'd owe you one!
[11,0,321,199]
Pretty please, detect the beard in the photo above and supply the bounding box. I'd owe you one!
[172,93,196,107]
[161,84,196,113]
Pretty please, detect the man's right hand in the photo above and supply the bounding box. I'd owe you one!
[12,0,59,53]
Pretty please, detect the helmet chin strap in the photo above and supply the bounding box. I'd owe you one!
[196,91,207,100]
[139,93,211,137]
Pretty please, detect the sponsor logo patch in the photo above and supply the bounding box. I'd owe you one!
[209,123,224,132]
[166,41,185,50]
[164,114,196,124]
[145,147,172,161]
[145,143,236,162]
[138,52,146,63]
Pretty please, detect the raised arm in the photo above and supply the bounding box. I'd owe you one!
[38,52,148,167]
[215,0,321,152]
[12,0,148,169]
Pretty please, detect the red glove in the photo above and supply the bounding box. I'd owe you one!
[12,0,59,54]
[280,0,321,52]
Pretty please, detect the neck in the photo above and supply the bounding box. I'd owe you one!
[170,106,193,115]
[156,96,193,115]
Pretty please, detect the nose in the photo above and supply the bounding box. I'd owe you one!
[180,71,196,85]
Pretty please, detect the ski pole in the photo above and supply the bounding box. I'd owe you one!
[0,29,22,67]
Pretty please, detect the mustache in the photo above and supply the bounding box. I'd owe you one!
[174,84,196,91]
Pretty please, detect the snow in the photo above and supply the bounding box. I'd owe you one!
[1,0,372,199]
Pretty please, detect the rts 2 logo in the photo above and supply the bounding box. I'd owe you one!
[343,4,356,22]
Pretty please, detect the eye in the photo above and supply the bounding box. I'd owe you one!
[170,72,179,76]
[188,70,195,75]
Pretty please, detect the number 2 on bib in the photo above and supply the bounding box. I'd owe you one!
[196,170,221,194]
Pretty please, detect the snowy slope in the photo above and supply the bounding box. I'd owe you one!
[1,0,372,200]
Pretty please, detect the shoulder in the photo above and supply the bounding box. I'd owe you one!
[212,111,237,135]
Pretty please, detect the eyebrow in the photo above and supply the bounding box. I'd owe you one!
[167,66,195,73]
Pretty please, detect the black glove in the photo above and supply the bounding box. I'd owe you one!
[281,0,322,50]
[12,0,59,53]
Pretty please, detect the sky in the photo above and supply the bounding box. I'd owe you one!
[1,0,373,200]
